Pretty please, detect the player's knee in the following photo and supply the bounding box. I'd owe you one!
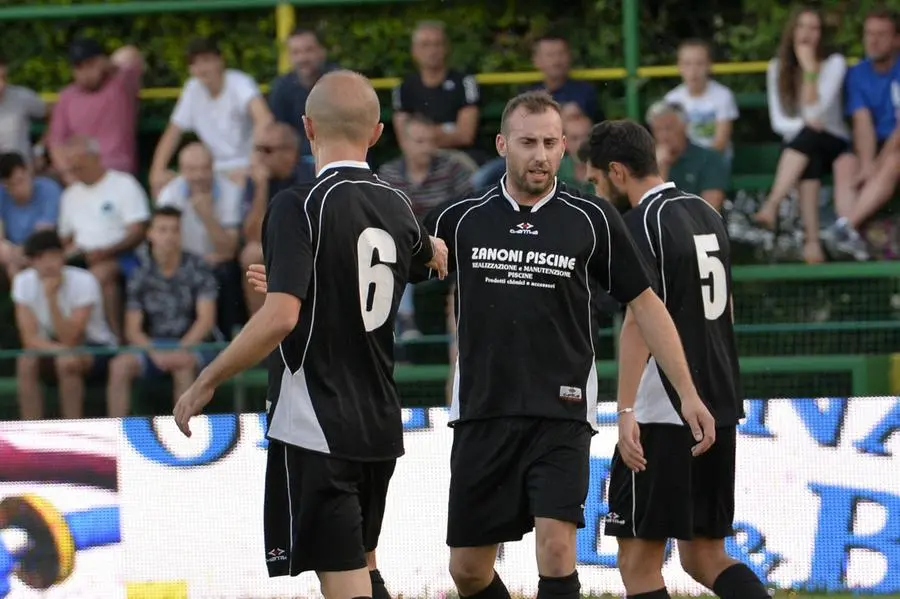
[616,541,660,581]
[449,550,494,594]
[678,541,733,587]
[535,535,575,576]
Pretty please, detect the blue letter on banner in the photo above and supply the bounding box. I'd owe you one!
[854,399,900,457]
[737,400,774,438]
[791,399,848,447]
[577,457,617,567]
[123,414,240,467]
[807,483,900,593]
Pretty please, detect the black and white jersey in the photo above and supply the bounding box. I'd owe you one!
[624,182,743,427]
[421,176,651,428]
[262,161,434,461]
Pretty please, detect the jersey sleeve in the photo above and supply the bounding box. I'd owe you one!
[588,200,651,304]
[263,188,314,300]
[623,208,661,295]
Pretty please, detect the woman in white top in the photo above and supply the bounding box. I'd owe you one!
[754,7,857,263]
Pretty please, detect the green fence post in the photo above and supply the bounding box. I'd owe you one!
[622,0,640,120]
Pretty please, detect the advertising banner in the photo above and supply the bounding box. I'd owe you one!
[0,398,897,598]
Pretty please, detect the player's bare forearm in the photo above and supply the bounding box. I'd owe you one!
[616,308,649,411]
[627,288,697,400]
[195,293,299,390]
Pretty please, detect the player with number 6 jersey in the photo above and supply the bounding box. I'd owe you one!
[582,120,768,599]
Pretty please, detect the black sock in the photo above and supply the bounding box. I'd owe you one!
[461,571,511,599]
[350,596,372,599]
[537,571,581,599]
[369,568,391,599]
[712,563,769,599]
[627,589,671,599]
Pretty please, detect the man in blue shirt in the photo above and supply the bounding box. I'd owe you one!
[267,27,338,172]
[0,151,61,280]
[828,8,900,259]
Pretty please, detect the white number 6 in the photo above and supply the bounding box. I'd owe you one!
[693,234,727,321]
[357,228,398,332]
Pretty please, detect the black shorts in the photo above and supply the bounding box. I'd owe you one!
[263,441,396,575]
[447,418,593,547]
[605,424,736,541]
[786,127,851,181]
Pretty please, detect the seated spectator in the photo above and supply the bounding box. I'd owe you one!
[0,57,47,164]
[155,142,243,335]
[755,7,855,264]
[377,113,476,339]
[646,101,728,209]
[664,39,739,157]
[392,21,481,162]
[150,37,273,196]
[240,123,309,315]
[58,135,150,337]
[557,112,593,192]
[48,39,143,185]
[107,207,219,417]
[268,27,338,177]
[827,7,900,259]
[0,152,61,280]
[12,229,117,420]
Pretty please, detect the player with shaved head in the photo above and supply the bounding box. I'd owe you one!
[173,70,448,599]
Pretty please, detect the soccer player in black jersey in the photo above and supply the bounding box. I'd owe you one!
[417,91,715,599]
[173,70,447,599]
[581,120,770,599]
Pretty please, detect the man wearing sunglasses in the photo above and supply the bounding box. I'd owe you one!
[239,122,314,315]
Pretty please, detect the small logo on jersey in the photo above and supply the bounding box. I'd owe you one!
[510,222,539,236]
[605,512,626,526]
[266,548,288,562]
[559,386,583,401]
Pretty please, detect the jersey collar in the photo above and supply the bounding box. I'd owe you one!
[317,160,370,177]
[638,181,676,205]
[499,174,558,213]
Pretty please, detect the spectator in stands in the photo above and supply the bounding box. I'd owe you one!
[58,135,150,337]
[378,113,476,340]
[527,33,599,121]
[0,57,47,164]
[827,7,900,259]
[155,142,243,335]
[664,39,739,158]
[106,207,219,417]
[48,39,143,185]
[646,101,728,209]
[268,27,337,179]
[392,21,481,163]
[239,122,306,315]
[0,152,61,280]
[557,112,593,192]
[150,37,273,196]
[13,229,116,420]
[755,7,855,264]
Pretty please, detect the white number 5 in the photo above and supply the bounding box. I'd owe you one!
[693,234,727,321]
[357,228,398,332]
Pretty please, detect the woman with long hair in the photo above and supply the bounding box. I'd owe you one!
[754,7,857,263]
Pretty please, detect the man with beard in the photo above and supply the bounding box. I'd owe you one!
[581,120,768,599]
[419,92,716,599]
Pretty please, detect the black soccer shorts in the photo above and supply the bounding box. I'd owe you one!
[605,424,736,541]
[263,440,396,575]
[447,417,593,547]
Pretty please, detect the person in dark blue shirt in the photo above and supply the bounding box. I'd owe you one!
[267,27,338,163]
[0,152,61,280]
[826,7,900,259]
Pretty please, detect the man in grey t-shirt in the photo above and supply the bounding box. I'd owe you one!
[0,60,47,163]
[106,206,220,416]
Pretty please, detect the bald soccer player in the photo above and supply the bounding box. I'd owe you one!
[173,70,449,599]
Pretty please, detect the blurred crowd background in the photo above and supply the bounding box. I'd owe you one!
[0,0,898,422]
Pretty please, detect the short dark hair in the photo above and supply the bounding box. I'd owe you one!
[677,38,713,60]
[534,31,569,48]
[289,27,323,44]
[0,152,26,179]
[865,5,899,30]
[152,206,182,221]
[405,112,435,130]
[23,229,63,259]
[500,91,561,135]
[579,120,659,179]
[186,37,221,64]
